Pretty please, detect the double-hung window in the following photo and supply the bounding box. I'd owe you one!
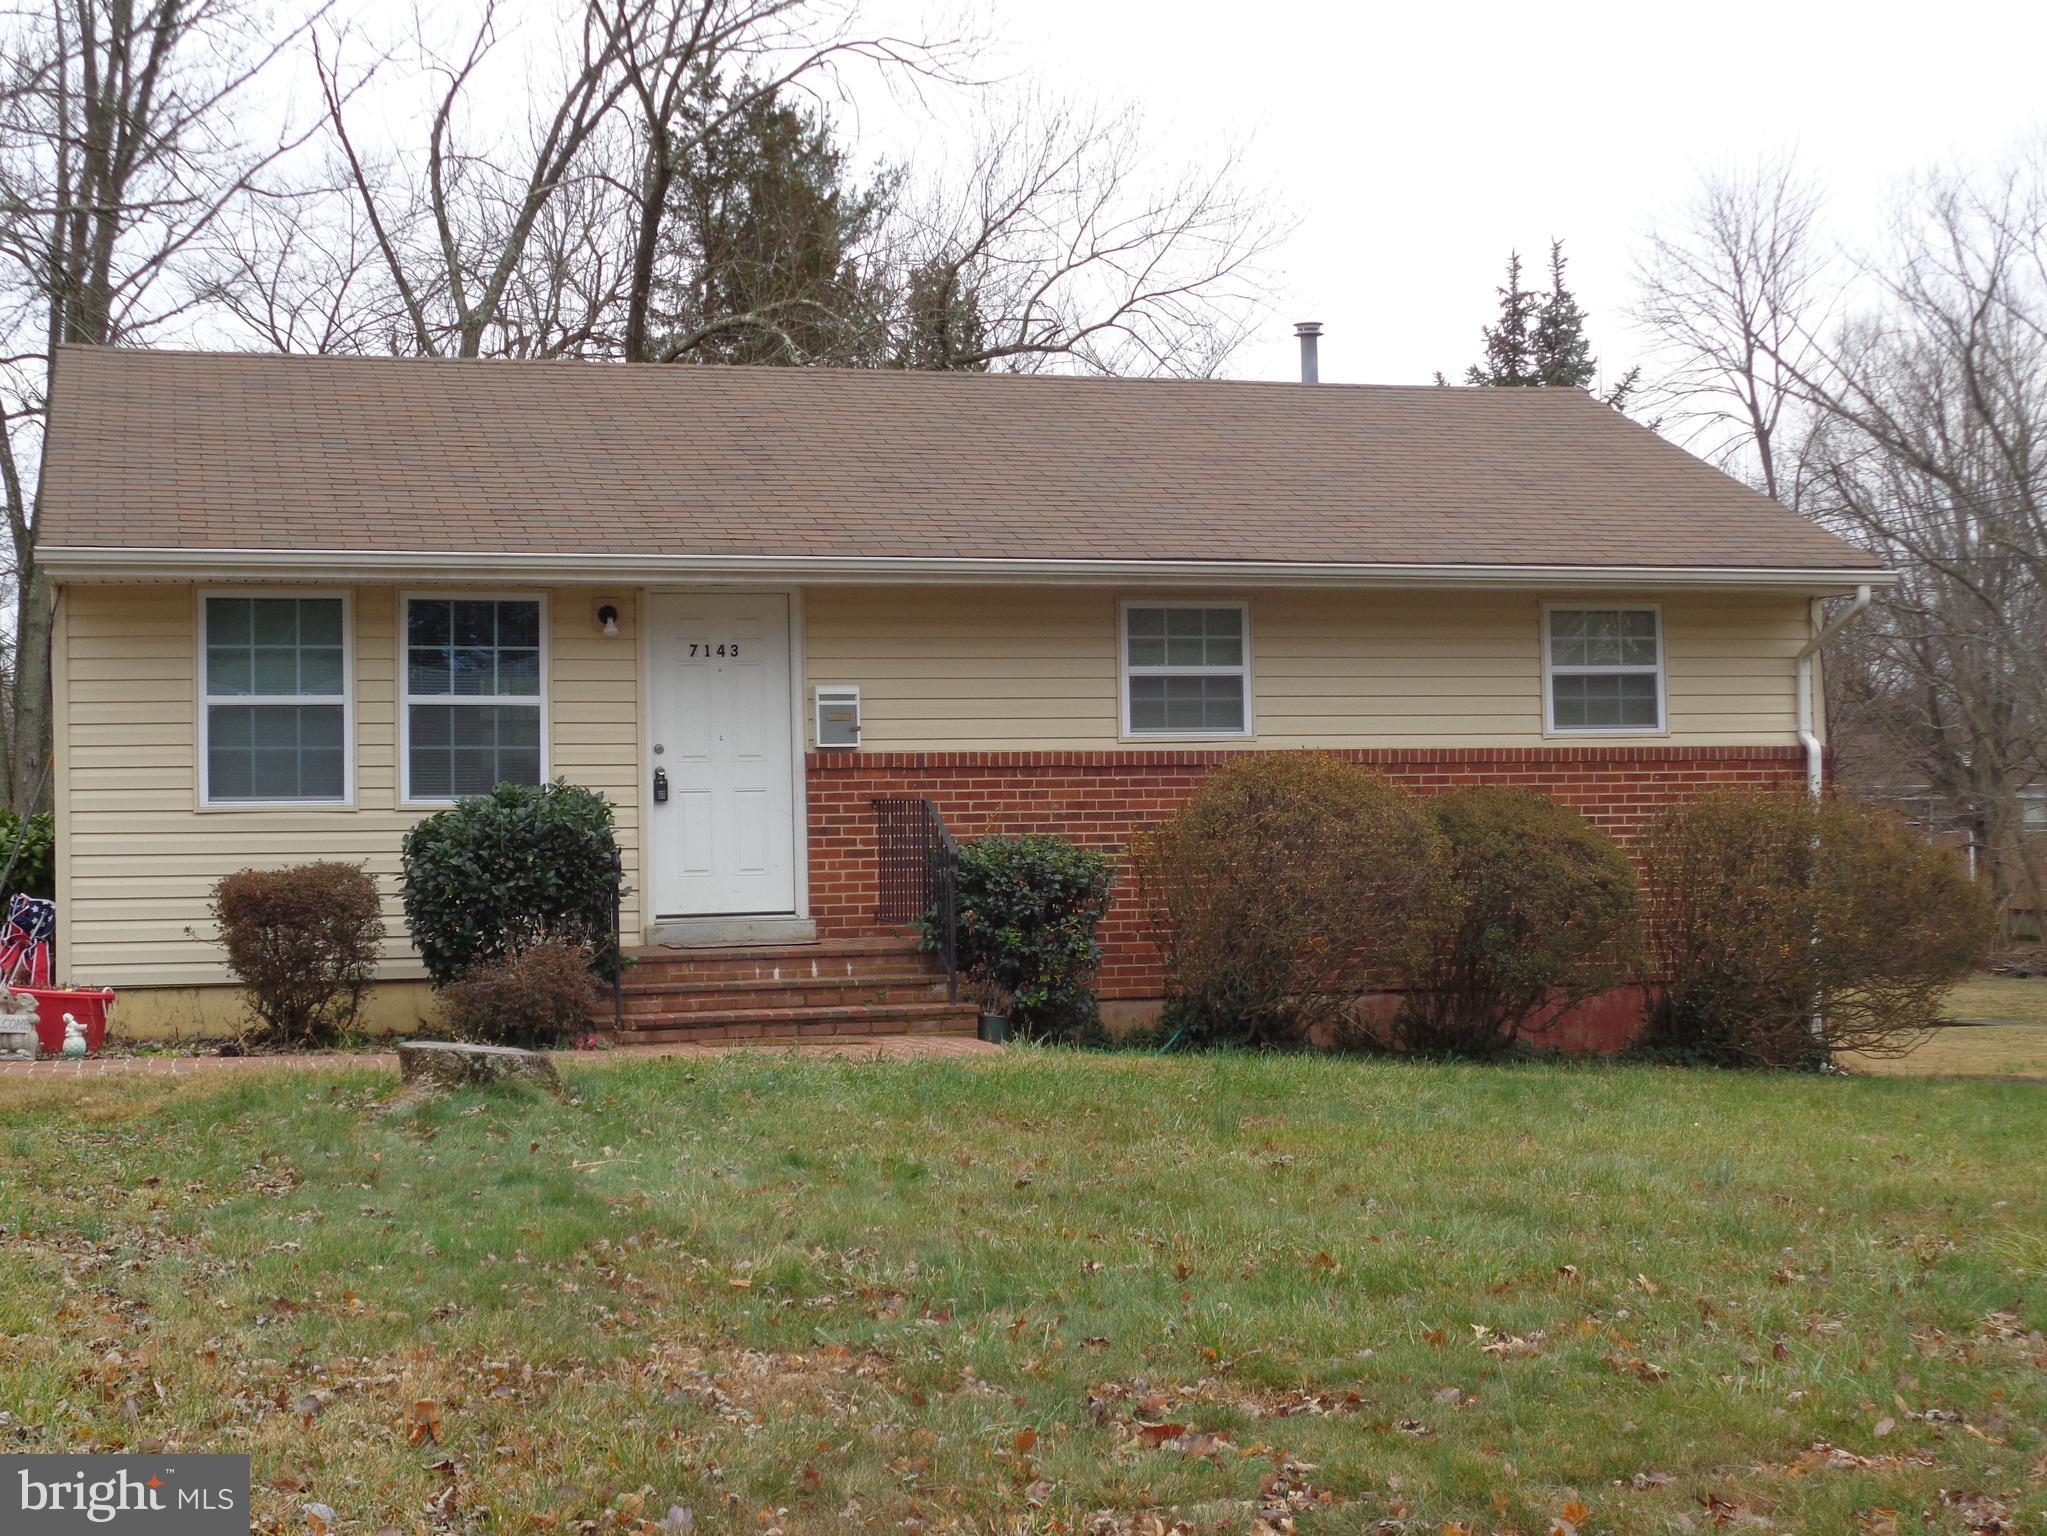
[402,596,547,802]
[1545,606,1665,733]
[1122,602,1252,737]
[201,594,351,805]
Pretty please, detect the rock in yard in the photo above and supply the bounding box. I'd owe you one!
[396,1040,563,1094]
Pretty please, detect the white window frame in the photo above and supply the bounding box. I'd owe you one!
[1542,602,1667,736]
[398,591,551,806]
[197,587,355,810]
[1119,599,1255,740]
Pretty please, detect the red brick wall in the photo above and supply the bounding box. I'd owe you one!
[806,746,1807,1001]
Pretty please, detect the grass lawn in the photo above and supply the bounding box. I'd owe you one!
[1942,974,2047,1026]
[1836,974,2047,1080]
[1844,1023,2047,1081]
[1,1054,2042,1536]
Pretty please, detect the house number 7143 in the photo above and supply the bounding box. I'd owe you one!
[687,643,740,657]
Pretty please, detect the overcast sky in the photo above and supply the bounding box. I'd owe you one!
[847,0,2047,388]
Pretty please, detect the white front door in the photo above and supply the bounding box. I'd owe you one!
[648,592,797,917]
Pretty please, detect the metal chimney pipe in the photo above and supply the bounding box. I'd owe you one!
[1294,320,1322,383]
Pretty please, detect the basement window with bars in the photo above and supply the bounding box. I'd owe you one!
[1122,602,1252,737]
[201,593,351,804]
[1545,606,1665,733]
[402,595,547,802]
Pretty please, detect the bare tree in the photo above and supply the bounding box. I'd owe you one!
[1636,147,2047,936]
[0,0,326,810]
[199,171,413,353]
[874,97,1280,377]
[313,0,955,361]
[1788,156,2047,934]
[1633,153,1828,502]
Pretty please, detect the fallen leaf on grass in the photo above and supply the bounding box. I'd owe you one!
[1602,1350,1670,1382]
[404,1398,442,1447]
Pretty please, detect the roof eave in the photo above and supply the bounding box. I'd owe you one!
[37,546,1897,592]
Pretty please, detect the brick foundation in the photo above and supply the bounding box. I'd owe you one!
[805,746,1807,1003]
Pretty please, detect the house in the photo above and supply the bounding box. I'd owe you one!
[38,345,1891,1038]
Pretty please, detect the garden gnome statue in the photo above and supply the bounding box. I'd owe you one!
[61,1013,87,1058]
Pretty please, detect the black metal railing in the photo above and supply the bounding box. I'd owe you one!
[608,845,625,1034]
[873,796,960,1003]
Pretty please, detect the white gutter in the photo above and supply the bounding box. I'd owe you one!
[1795,582,1874,797]
[37,545,1900,592]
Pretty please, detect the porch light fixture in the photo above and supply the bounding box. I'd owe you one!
[595,603,620,637]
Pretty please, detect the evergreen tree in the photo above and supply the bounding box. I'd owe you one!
[657,87,894,366]
[1531,239,1596,387]
[1459,250,1540,386]
[890,258,989,371]
[1445,238,1636,410]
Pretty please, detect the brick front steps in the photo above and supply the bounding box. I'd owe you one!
[601,935,978,1044]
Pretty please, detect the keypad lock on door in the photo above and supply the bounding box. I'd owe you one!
[653,767,669,804]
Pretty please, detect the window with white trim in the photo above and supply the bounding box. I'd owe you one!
[403,596,546,801]
[1546,607,1664,732]
[1123,603,1251,736]
[201,595,350,804]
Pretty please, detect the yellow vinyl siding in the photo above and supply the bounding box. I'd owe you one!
[59,578,1809,994]
[57,584,641,989]
[804,587,1809,751]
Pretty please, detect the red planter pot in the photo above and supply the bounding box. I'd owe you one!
[21,987,115,1056]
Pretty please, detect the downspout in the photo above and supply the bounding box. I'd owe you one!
[1793,582,1873,1058]
[1795,583,1873,798]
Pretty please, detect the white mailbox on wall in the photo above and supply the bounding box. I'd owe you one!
[814,684,861,748]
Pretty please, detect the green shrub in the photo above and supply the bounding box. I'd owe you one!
[1641,790,1996,1067]
[210,862,386,1048]
[435,940,603,1049]
[400,780,622,987]
[1394,788,1641,1057]
[945,833,1114,1042]
[1132,753,1454,1048]
[0,809,54,903]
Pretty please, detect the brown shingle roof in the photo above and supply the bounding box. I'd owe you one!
[40,345,1882,572]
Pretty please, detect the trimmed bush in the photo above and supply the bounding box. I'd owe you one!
[435,940,604,1049]
[0,809,54,903]
[946,834,1114,1042]
[1132,753,1454,1048]
[1394,788,1641,1057]
[210,862,385,1048]
[1642,790,1996,1067]
[400,780,622,987]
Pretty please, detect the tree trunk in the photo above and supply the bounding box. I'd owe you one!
[622,138,674,363]
[10,562,53,815]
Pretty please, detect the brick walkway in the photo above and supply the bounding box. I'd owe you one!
[0,1034,999,1078]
